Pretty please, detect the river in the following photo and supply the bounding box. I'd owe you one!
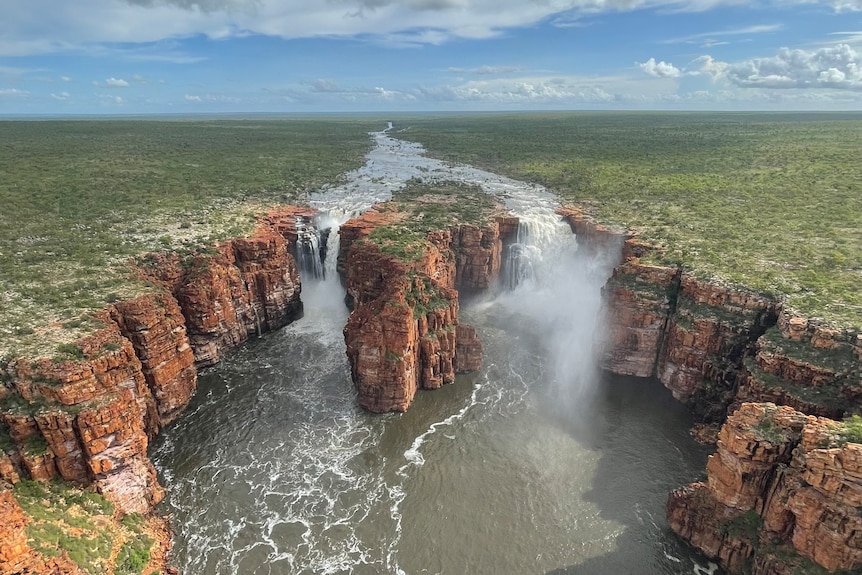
[151,125,718,575]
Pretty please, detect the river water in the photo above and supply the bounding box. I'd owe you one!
[151,126,718,575]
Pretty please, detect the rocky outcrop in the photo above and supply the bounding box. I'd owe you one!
[602,261,680,377]
[340,206,503,412]
[452,218,518,292]
[2,321,163,513]
[0,209,308,518]
[667,402,862,574]
[736,310,862,420]
[111,293,197,428]
[591,209,859,423]
[568,203,862,573]
[557,206,627,258]
[153,234,303,367]
[657,275,777,421]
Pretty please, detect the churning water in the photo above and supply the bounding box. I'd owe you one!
[151,126,718,574]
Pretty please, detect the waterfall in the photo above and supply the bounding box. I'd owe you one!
[295,217,326,281]
[497,208,621,408]
[252,306,262,338]
[153,123,703,575]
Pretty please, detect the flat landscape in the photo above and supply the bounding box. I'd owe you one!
[0,117,378,358]
[404,112,862,329]
[2,113,861,362]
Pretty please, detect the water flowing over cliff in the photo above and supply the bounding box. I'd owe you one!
[146,127,717,575]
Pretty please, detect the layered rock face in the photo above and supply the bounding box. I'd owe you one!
[2,320,165,514]
[668,402,862,574]
[566,202,862,573]
[737,310,862,420]
[602,261,680,377]
[340,207,513,412]
[144,231,303,368]
[0,211,307,520]
[594,215,858,423]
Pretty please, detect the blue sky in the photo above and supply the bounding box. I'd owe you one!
[2,0,862,114]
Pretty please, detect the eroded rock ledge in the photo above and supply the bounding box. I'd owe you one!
[560,206,861,426]
[668,402,862,574]
[338,202,518,412]
[560,206,862,574]
[0,206,314,571]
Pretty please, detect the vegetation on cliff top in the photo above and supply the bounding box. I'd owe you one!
[12,479,164,575]
[364,179,502,262]
[0,118,378,358]
[401,112,862,330]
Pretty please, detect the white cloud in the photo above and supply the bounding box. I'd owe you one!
[638,57,682,78]
[185,94,202,101]
[0,88,29,96]
[727,43,862,89]
[105,77,129,87]
[829,0,862,11]
[51,91,70,100]
[60,75,73,82]
[0,0,856,57]
[662,23,782,45]
[688,54,729,80]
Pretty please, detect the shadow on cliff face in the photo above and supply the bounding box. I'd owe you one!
[540,373,722,575]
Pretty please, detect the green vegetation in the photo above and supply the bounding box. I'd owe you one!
[364,179,502,262]
[761,543,862,575]
[0,118,378,358]
[744,357,848,414]
[829,414,862,446]
[676,295,761,329]
[751,413,789,445]
[760,327,859,374]
[12,479,156,574]
[0,423,14,453]
[23,433,50,456]
[403,112,862,329]
[720,509,762,543]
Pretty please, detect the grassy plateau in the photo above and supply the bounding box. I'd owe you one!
[0,117,378,358]
[401,112,862,330]
[1,113,861,362]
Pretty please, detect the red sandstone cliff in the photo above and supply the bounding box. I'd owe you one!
[0,210,307,529]
[339,207,507,412]
[668,402,862,574]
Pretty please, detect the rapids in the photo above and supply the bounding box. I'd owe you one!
[151,125,719,574]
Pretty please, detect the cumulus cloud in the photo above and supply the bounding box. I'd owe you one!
[638,57,682,78]
[689,54,729,80]
[95,77,130,87]
[727,43,862,89]
[185,93,202,101]
[51,91,70,100]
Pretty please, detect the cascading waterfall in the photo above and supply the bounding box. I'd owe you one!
[152,124,718,575]
[295,218,326,281]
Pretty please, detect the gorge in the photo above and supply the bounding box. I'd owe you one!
[1,124,861,575]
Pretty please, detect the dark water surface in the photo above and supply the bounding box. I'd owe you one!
[151,278,718,575]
